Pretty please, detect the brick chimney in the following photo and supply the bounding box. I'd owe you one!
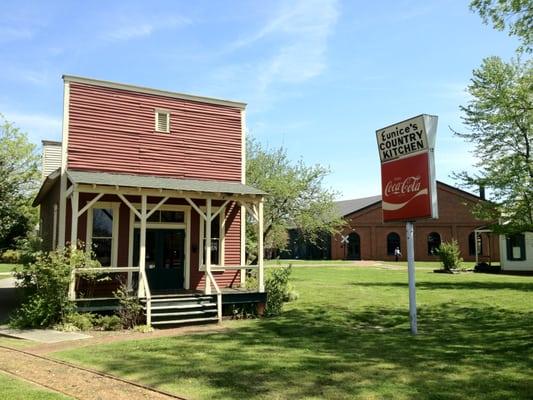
[479,185,486,200]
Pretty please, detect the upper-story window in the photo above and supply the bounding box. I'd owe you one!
[155,110,170,133]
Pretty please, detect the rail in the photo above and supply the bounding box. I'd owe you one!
[68,266,153,325]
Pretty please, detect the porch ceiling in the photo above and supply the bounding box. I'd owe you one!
[67,170,266,197]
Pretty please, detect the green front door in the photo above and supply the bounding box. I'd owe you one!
[133,229,185,291]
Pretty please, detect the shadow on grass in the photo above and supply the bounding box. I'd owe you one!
[351,280,533,292]
[61,303,533,400]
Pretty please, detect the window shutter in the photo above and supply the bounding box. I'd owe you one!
[155,111,170,132]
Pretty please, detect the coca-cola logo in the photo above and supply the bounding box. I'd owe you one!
[384,176,422,197]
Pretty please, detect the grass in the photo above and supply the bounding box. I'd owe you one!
[54,263,533,399]
[0,263,18,273]
[0,372,72,400]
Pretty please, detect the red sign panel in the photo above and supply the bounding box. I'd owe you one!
[381,152,432,222]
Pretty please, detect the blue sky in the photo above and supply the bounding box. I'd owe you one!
[0,0,519,199]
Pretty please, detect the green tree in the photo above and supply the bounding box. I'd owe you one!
[0,115,40,250]
[454,57,532,233]
[470,0,533,53]
[246,138,343,259]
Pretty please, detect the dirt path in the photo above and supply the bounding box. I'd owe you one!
[0,346,186,400]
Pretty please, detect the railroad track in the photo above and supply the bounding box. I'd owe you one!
[0,344,188,400]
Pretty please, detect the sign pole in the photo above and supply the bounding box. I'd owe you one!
[406,221,417,335]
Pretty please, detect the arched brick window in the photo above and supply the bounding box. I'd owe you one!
[427,232,441,255]
[387,232,401,255]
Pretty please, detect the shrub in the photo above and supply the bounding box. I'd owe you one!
[0,249,21,264]
[94,315,122,331]
[114,285,143,328]
[10,247,102,328]
[264,266,293,317]
[436,240,463,271]
[64,312,95,331]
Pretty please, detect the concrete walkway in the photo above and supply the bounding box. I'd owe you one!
[0,328,91,343]
[0,346,186,400]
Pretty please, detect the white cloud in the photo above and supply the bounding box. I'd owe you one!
[103,15,190,41]
[0,26,33,42]
[2,111,62,144]
[210,0,339,109]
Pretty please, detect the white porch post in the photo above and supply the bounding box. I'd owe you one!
[258,198,265,292]
[67,190,79,301]
[240,204,246,285]
[137,194,147,298]
[205,198,212,295]
[70,190,79,248]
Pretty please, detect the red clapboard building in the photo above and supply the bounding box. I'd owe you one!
[34,76,266,326]
[331,182,500,263]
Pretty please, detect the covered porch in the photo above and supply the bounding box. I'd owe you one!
[52,170,266,325]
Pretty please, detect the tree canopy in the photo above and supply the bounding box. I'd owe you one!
[454,57,532,233]
[246,138,343,258]
[0,115,40,250]
[470,0,533,53]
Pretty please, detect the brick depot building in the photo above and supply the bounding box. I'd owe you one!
[331,182,500,262]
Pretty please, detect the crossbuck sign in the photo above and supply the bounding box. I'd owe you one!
[341,235,349,244]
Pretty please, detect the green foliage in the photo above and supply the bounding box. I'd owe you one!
[470,0,532,53]
[59,313,123,331]
[0,249,21,263]
[454,56,533,234]
[64,312,94,331]
[10,247,102,328]
[0,115,40,251]
[436,240,464,271]
[114,285,143,328]
[264,266,293,317]
[246,138,344,259]
[94,315,123,331]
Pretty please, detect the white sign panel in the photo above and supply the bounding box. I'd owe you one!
[376,115,437,163]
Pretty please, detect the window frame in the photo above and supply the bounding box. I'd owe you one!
[154,109,170,133]
[199,205,226,270]
[86,202,120,267]
[506,233,526,261]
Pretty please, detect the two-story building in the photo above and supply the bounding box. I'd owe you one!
[34,75,266,326]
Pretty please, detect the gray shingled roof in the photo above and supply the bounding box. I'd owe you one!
[66,170,265,195]
[33,169,265,206]
[335,195,382,217]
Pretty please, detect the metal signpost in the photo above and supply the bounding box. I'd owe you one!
[376,114,438,335]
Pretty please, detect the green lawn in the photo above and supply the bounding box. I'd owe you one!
[0,263,18,273]
[54,264,533,399]
[0,372,72,400]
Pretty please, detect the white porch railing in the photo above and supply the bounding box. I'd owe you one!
[67,266,153,324]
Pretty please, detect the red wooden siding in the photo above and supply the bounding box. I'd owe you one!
[67,82,242,181]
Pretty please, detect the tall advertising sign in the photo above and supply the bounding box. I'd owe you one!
[376,114,438,335]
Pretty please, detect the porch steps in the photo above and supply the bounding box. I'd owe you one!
[141,293,219,327]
